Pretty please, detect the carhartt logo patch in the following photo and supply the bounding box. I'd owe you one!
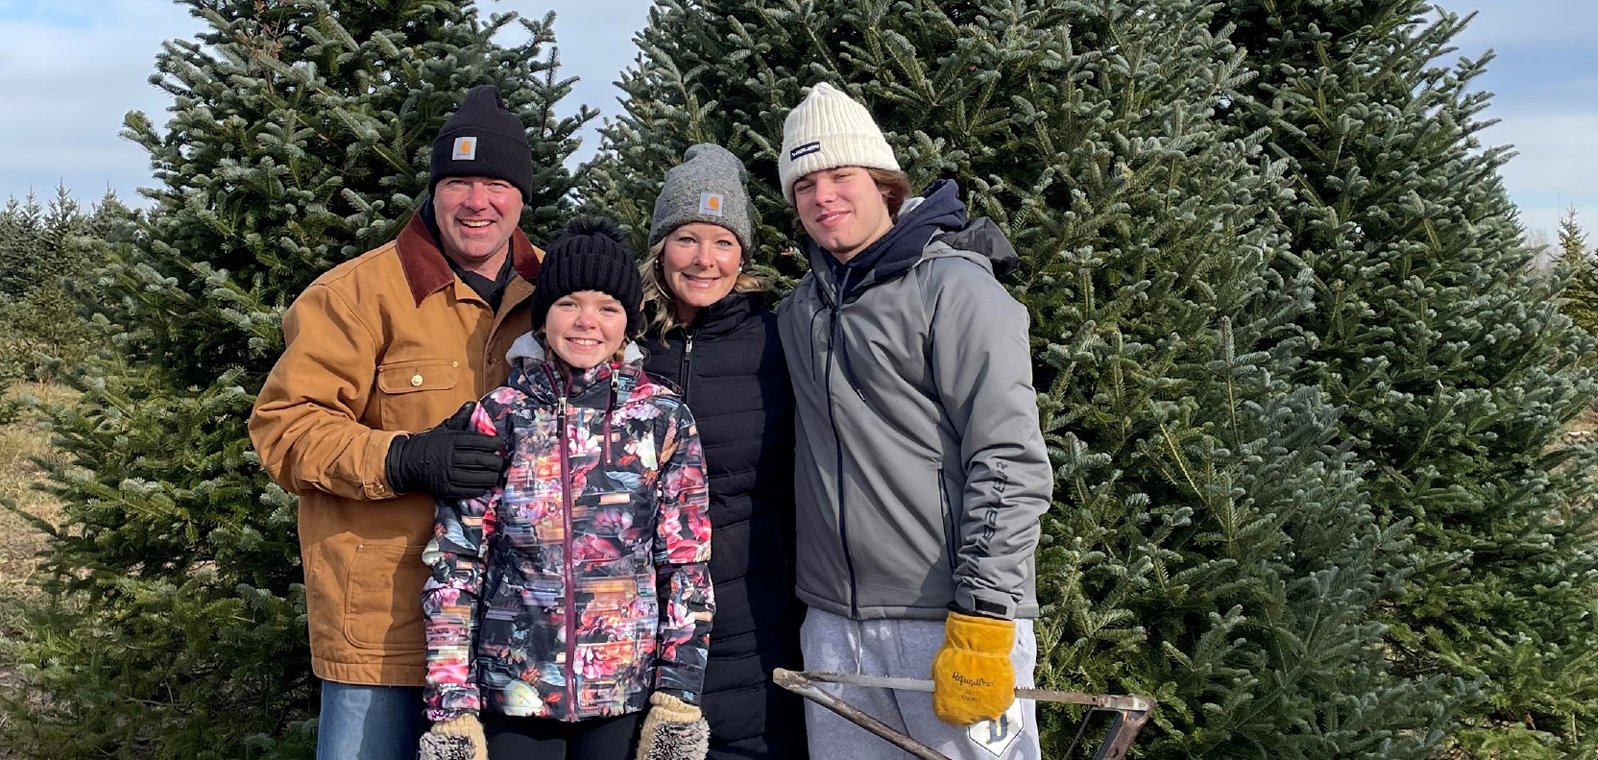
[789,141,821,161]
[700,192,724,216]
[452,136,477,160]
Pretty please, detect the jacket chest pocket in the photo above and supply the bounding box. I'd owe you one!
[375,360,463,432]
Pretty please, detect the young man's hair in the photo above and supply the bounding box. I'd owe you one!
[867,168,912,220]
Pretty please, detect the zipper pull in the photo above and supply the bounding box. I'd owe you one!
[685,335,695,356]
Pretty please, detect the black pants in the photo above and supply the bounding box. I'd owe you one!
[483,711,642,759]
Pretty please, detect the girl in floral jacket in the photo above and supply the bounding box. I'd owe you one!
[420,219,715,760]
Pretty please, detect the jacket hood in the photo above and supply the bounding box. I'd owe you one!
[935,216,1019,277]
[506,332,646,365]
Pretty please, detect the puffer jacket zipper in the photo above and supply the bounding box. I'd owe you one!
[679,331,697,404]
[602,369,616,468]
[824,268,862,617]
[543,364,579,720]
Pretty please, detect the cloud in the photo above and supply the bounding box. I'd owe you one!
[1492,112,1598,201]
[0,0,198,202]
[1,0,1588,232]
[0,0,97,28]
[1452,0,1598,237]
[1452,0,1598,48]
[493,0,654,160]
[0,0,650,204]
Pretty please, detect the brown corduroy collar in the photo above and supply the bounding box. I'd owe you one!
[395,211,543,306]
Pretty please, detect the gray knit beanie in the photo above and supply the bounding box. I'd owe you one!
[647,143,755,255]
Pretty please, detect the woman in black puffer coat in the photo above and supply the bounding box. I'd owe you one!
[639,144,807,760]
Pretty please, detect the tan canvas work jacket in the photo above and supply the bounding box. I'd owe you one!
[249,212,542,685]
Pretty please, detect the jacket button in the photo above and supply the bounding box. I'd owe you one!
[452,361,459,368]
[411,373,424,386]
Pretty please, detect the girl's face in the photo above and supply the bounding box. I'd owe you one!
[792,166,894,263]
[661,222,743,318]
[544,290,628,369]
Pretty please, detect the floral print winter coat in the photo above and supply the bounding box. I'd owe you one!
[422,339,714,723]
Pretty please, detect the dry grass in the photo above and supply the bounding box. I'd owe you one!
[0,381,75,758]
[0,382,76,613]
[1567,404,1598,441]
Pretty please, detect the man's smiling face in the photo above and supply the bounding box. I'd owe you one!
[431,176,523,268]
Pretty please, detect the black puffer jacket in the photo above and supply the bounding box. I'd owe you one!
[643,291,807,760]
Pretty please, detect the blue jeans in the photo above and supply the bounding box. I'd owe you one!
[317,680,426,760]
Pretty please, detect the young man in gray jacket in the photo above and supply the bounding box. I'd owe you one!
[775,82,1052,760]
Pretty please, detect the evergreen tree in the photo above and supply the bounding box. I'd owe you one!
[585,1,1449,757]
[1212,3,1598,757]
[1558,209,1598,338]
[0,191,52,299]
[0,186,127,296]
[0,192,47,400]
[0,194,42,414]
[0,2,591,757]
[0,187,129,383]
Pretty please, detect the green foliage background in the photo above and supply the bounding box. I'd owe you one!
[1,1,1594,759]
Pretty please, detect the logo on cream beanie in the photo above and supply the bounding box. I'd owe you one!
[778,82,901,204]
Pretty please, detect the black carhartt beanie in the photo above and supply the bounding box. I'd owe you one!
[531,217,645,337]
[429,85,534,201]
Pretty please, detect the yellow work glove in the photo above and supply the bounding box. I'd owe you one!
[931,610,1016,725]
[418,713,487,760]
[636,692,710,760]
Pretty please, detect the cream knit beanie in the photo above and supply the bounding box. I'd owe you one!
[777,82,901,204]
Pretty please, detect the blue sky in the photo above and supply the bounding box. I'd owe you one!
[0,0,1591,239]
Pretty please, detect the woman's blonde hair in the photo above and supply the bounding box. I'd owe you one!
[640,233,770,336]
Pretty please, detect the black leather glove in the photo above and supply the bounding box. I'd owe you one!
[384,403,505,499]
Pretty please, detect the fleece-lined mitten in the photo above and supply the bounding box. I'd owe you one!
[418,713,487,760]
[635,692,710,760]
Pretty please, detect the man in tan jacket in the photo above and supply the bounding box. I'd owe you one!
[250,85,541,760]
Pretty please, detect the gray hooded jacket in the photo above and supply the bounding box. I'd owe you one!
[777,181,1050,622]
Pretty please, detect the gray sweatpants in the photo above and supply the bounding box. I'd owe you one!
[801,608,1041,760]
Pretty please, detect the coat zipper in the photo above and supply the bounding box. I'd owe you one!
[824,268,862,618]
[544,365,579,719]
[679,332,697,404]
[601,371,615,468]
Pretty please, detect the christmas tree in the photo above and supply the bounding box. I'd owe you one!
[0,2,590,757]
[585,1,1449,757]
[1213,2,1598,756]
[0,186,126,299]
[0,193,51,301]
[1557,209,1598,338]
[0,187,132,384]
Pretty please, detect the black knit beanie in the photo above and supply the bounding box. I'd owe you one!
[429,85,534,201]
[531,217,645,337]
